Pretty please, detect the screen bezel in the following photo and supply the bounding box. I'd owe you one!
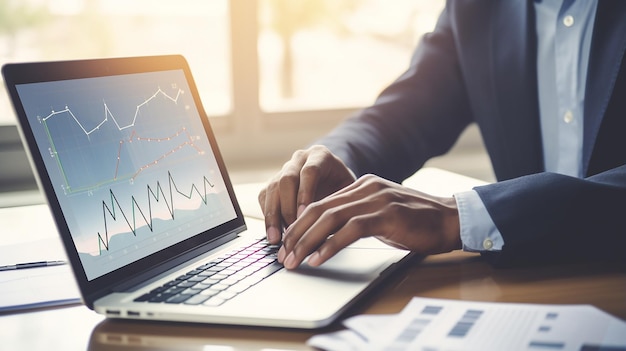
[2,55,246,308]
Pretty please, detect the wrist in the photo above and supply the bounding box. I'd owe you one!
[441,196,462,252]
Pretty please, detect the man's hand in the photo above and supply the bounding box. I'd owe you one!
[258,145,356,244]
[276,174,462,269]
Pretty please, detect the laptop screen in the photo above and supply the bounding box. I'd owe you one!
[14,68,237,281]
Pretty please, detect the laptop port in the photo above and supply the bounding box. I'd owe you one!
[106,309,121,316]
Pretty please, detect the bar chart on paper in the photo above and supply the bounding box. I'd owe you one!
[309,297,626,350]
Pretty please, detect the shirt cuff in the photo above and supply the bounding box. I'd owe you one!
[454,189,504,252]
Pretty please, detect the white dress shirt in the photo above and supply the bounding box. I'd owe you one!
[456,0,598,252]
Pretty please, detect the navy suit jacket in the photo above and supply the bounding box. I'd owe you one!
[317,1,626,267]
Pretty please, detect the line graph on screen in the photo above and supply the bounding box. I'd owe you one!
[96,170,216,255]
[38,85,206,194]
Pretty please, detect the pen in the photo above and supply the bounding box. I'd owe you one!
[0,260,67,271]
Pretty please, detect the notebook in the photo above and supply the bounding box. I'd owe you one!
[1,55,414,329]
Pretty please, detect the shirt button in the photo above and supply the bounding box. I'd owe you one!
[563,15,574,27]
[563,110,574,123]
[483,238,494,250]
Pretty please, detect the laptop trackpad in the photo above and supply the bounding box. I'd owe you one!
[294,244,404,281]
[221,243,407,327]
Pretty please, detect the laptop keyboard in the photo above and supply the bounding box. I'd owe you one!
[134,239,282,307]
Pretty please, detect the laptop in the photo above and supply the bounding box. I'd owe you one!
[2,55,414,329]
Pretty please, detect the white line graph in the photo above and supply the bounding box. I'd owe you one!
[39,85,191,193]
[42,87,184,136]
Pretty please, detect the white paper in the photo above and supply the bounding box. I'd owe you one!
[402,167,488,197]
[0,204,81,312]
[0,264,81,311]
[308,297,626,351]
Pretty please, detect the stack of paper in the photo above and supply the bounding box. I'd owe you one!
[308,297,626,351]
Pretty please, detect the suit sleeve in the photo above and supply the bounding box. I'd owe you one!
[475,165,626,267]
[316,5,473,183]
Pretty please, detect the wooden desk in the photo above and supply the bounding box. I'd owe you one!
[2,250,624,351]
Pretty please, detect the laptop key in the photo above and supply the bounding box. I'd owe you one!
[165,286,186,295]
[175,281,196,288]
[199,288,220,296]
[211,283,229,291]
[211,273,229,281]
[203,296,226,307]
[165,294,193,304]
[227,282,251,294]
[134,293,156,302]
[148,293,176,303]
[183,294,211,305]
[216,290,237,300]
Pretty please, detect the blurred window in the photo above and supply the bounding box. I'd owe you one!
[258,0,444,111]
[0,0,231,125]
[0,0,446,162]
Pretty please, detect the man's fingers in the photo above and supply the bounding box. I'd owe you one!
[258,145,357,248]
[281,191,376,269]
[306,216,370,267]
[297,153,326,216]
[277,150,312,225]
[260,181,283,244]
[259,150,312,244]
[277,175,298,226]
